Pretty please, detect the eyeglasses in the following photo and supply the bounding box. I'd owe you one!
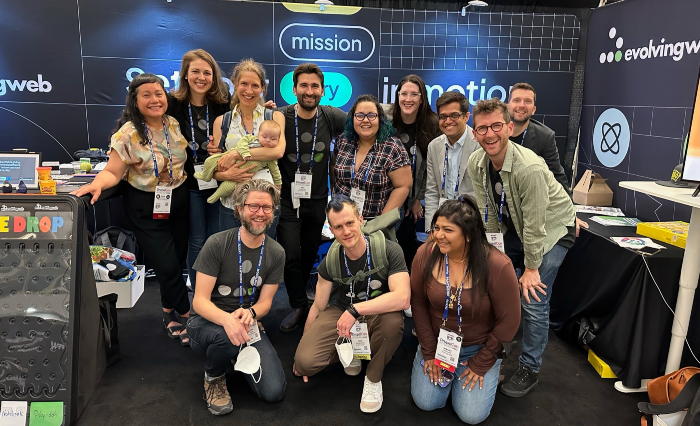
[474,122,506,135]
[244,203,274,214]
[398,92,421,100]
[354,112,378,122]
[438,112,465,122]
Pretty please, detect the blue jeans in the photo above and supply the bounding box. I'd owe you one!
[187,315,286,402]
[188,188,220,289]
[508,244,569,373]
[219,203,280,239]
[411,345,502,424]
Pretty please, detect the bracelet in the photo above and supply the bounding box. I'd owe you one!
[346,305,360,319]
[249,307,257,319]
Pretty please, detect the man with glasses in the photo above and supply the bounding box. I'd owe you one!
[466,99,575,398]
[275,63,347,332]
[188,179,287,415]
[424,91,480,230]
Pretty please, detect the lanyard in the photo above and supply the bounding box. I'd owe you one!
[351,148,373,185]
[294,105,318,173]
[519,128,528,145]
[237,228,265,308]
[442,255,468,333]
[187,104,209,161]
[441,143,460,197]
[343,235,371,305]
[484,167,506,224]
[240,108,255,136]
[144,118,173,182]
[411,143,417,172]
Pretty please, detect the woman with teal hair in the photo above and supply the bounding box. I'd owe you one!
[332,94,412,220]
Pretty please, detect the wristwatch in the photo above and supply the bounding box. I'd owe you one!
[249,307,257,319]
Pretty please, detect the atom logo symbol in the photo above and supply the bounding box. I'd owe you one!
[600,122,621,154]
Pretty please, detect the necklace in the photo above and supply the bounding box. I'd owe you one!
[191,104,206,119]
[448,256,465,264]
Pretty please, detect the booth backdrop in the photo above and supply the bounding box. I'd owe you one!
[578,0,700,222]
[1,0,579,167]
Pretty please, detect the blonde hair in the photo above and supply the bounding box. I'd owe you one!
[172,49,228,104]
[259,119,280,135]
[231,179,280,220]
[230,58,267,110]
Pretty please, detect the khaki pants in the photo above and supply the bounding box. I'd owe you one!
[294,306,404,383]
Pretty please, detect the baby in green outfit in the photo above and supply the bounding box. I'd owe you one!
[194,119,282,204]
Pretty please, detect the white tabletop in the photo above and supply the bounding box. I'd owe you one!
[619,181,700,209]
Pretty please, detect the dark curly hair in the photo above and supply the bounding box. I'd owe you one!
[113,73,166,145]
[342,94,396,144]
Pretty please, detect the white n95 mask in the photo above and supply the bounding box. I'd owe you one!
[234,345,262,383]
[335,337,354,368]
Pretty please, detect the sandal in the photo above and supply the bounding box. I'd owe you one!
[163,310,183,339]
[179,316,190,347]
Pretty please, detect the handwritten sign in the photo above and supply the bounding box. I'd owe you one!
[29,402,63,426]
[0,401,27,426]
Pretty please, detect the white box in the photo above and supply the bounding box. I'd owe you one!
[654,412,687,426]
[96,264,145,308]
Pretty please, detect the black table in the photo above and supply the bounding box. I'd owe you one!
[550,213,700,388]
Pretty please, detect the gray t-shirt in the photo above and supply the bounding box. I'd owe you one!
[193,227,285,314]
[317,239,407,311]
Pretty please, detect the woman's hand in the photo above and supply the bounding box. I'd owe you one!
[70,183,102,205]
[206,135,221,155]
[423,359,443,385]
[458,360,484,391]
[216,161,257,183]
[217,150,243,171]
[410,199,423,223]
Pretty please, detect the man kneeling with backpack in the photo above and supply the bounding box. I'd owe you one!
[293,194,410,413]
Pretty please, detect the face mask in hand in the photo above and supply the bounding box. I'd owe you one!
[234,345,262,383]
[335,337,354,368]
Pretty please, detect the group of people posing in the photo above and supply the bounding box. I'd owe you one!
[73,49,584,423]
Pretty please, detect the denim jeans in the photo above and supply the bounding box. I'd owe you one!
[219,203,280,239]
[507,244,569,373]
[411,345,502,424]
[187,315,286,402]
[188,188,220,289]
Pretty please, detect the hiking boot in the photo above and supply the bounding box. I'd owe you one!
[500,364,539,397]
[203,374,233,415]
[344,357,362,376]
[360,376,383,413]
[280,307,308,332]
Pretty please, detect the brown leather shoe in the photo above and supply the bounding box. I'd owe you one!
[280,307,308,332]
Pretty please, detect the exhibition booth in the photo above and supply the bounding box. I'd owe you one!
[1,0,699,425]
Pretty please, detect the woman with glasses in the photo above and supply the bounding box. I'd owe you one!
[410,197,520,424]
[332,94,412,220]
[387,75,441,272]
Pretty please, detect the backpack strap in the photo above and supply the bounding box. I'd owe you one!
[325,241,343,284]
[100,233,111,247]
[264,108,274,121]
[218,111,232,151]
[116,232,127,250]
[367,231,389,281]
[325,230,389,284]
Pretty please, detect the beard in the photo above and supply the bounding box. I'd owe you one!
[241,216,269,236]
[510,109,531,125]
[297,94,320,111]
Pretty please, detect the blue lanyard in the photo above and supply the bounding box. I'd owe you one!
[484,168,506,224]
[143,118,173,182]
[237,228,265,308]
[411,144,417,172]
[187,104,209,162]
[343,235,371,304]
[441,143,459,197]
[240,108,255,136]
[442,255,466,333]
[518,128,528,145]
[351,148,373,184]
[294,105,318,173]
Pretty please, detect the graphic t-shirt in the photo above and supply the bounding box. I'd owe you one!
[192,227,285,314]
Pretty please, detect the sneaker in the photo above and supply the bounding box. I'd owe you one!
[500,364,539,397]
[203,374,233,415]
[404,306,412,317]
[344,357,362,376]
[360,376,383,413]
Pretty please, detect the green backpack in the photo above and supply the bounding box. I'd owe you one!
[324,208,400,286]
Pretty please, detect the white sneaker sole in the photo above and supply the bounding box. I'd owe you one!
[360,396,383,413]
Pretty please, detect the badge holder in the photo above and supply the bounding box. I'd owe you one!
[153,186,173,219]
[350,187,366,214]
[247,320,262,344]
[194,163,218,190]
[350,320,371,360]
[434,326,463,373]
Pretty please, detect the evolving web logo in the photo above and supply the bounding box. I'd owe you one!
[599,26,700,64]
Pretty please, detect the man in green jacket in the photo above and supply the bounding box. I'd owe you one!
[467,99,576,398]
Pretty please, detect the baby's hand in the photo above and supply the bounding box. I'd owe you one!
[276,185,282,190]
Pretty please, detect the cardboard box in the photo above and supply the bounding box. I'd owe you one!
[96,265,145,308]
[588,349,617,378]
[573,170,614,206]
[637,222,688,249]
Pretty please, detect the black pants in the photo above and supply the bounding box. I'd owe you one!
[396,214,419,273]
[123,184,190,314]
[276,197,326,309]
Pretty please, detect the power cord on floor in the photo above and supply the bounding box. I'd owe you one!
[641,254,700,365]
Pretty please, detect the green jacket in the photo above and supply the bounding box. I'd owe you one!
[467,141,575,270]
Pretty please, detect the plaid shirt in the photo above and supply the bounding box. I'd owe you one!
[333,135,410,219]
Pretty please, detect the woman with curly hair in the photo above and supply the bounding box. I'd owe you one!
[332,94,412,220]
